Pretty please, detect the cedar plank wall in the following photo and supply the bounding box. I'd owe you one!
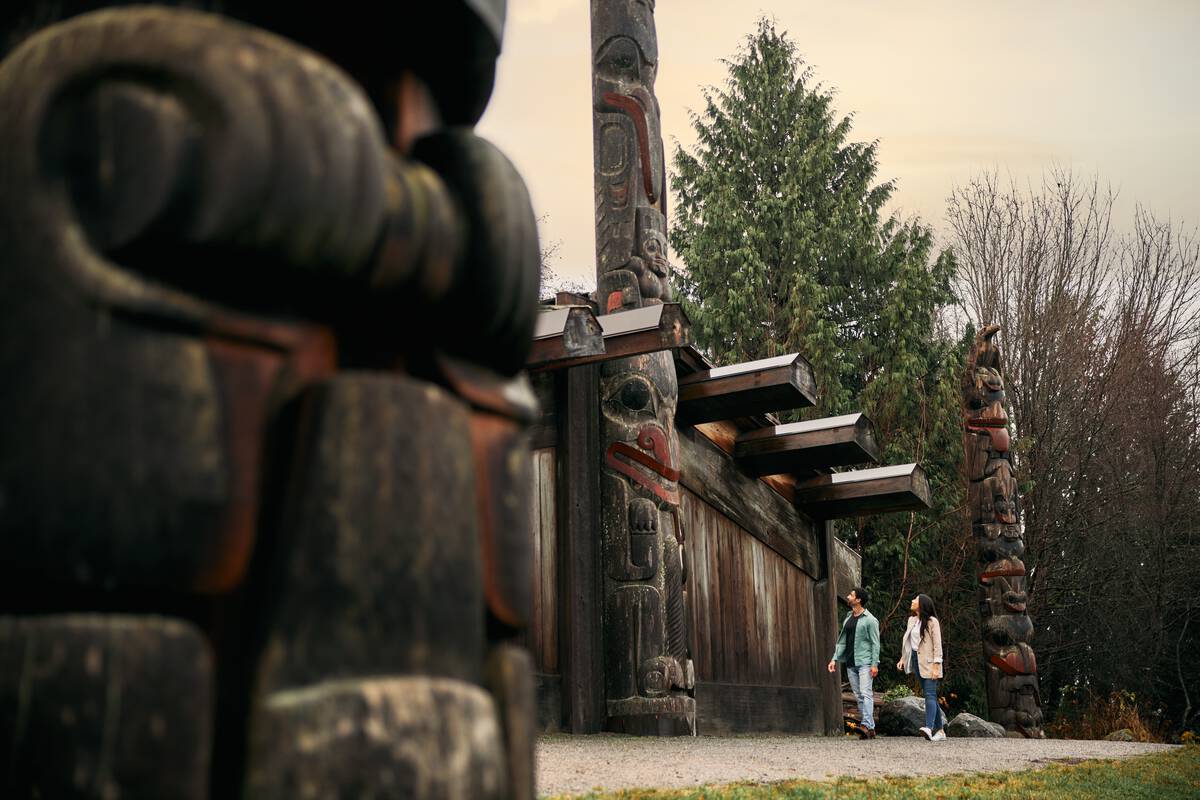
[526,374,832,734]
[528,447,561,730]
[682,488,826,734]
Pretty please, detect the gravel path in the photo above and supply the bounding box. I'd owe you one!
[536,733,1176,797]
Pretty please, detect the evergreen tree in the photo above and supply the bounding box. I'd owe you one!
[671,18,968,690]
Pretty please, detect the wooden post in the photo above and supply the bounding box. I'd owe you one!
[816,519,843,735]
[557,365,605,733]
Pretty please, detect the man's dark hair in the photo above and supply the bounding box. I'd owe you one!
[852,586,869,607]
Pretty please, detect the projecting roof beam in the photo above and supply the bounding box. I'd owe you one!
[733,412,879,477]
[794,463,932,519]
[676,353,817,424]
[528,306,605,370]
[527,303,691,372]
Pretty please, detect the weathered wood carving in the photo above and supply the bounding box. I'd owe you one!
[592,0,695,734]
[0,2,539,795]
[963,325,1045,738]
[593,0,670,315]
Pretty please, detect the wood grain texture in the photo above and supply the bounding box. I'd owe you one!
[0,615,214,800]
[556,366,604,733]
[529,448,558,673]
[795,463,932,519]
[533,672,564,733]
[683,489,822,691]
[695,682,825,735]
[815,521,843,735]
[733,413,880,477]
[692,420,798,501]
[257,375,483,693]
[247,677,505,799]
[678,425,821,577]
[677,353,816,424]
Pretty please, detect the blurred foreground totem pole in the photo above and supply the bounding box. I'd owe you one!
[963,325,1045,738]
[591,0,695,735]
[0,2,541,796]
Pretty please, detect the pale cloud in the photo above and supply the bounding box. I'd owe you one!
[508,0,577,27]
[481,1,1200,286]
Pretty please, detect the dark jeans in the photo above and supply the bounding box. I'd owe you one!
[910,652,945,732]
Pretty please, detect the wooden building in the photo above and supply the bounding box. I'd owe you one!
[523,297,931,735]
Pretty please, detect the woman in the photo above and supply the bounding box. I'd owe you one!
[896,594,946,741]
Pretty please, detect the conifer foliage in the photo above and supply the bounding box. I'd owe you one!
[670,18,965,681]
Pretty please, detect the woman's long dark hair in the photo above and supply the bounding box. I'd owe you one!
[918,594,937,640]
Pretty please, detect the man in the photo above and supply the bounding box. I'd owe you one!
[827,586,880,739]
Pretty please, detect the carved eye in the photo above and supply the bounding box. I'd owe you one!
[619,379,652,411]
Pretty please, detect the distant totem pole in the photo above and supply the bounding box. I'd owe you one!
[0,2,539,797]
[591,0,695,734]
[963,326,1045,738]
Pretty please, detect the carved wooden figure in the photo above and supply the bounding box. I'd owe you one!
[592,0,695,735]
[592,0,671,314]
[600,352,696,734]
[0,2,539,796]
[963,325,1044,738]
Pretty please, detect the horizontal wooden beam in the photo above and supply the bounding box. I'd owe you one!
[677,426,821,578]
[528,304,691,372]
[733,413,879,477]
[673,343,714,377]
[533,303,691,371]
[691,420,796,503]
[677,353,817,424]
[794,463,932,519]
[527,307,605,370]
[695,682,824,735]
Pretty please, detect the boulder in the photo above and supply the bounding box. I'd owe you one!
[946,712,1007,738]
[876,696,947,736]
[1104,728,1137,742]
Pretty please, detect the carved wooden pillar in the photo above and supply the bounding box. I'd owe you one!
[963,326,1045,738]
[591,0,695,735]
[0,3,540,796]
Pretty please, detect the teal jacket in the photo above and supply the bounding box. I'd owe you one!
[832,608,880,667]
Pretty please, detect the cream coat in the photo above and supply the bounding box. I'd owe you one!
[897,615,943,680]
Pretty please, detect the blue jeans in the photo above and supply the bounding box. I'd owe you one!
[846,664,874,730]
[910,652,945,731]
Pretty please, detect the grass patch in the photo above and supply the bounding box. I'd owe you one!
[545,745,1198,799]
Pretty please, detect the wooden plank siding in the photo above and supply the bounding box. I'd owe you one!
[682,487,829,733]
[677,426,821,577]
[529,447,558,674]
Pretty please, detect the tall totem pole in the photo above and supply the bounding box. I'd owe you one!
[591,0,695,734]
[963,325,1045,738]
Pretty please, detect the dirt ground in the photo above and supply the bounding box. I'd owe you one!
[536,733,1176,797]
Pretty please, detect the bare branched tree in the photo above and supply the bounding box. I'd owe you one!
[535,213,592,300]
[947,169,1200,733]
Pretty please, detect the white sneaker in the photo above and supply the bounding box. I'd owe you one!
[931,730,946,741]
[919,726,932,740]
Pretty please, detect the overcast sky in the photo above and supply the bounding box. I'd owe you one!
[477,0,1200,289]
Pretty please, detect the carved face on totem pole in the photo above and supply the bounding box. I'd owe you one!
[983,639,1044,733]
[600,351,692,702]
[592,0,692,733]
[965,325,1043,737]
[979,460,1019,525]
[593,0,670,314]
[976,523,1025,569]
